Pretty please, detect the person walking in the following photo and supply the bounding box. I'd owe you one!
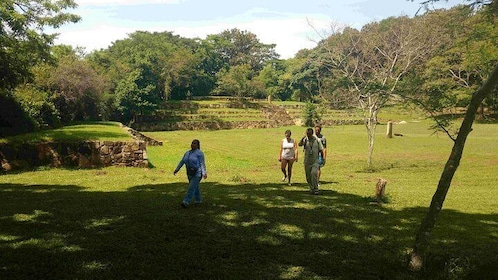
[279,129,298,186]
[314,124,327,186]
[298,128,324,195]
[173,139,207,208]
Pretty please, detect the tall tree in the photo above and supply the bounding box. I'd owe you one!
[0,0,80,90]
[205,28,278,72]
[417,6,498,121]
[314,15,437,168]
[256,60,292,101]
[409,0,498,270]
[205,28,278,98]
[0,0,80,135]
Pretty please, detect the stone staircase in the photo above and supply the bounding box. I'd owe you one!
[132,99,299,131]
[261,104,296,126]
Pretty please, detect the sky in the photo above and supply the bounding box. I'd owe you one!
[53,0,461,59]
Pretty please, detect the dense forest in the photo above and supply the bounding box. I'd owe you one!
[1,1,497,136]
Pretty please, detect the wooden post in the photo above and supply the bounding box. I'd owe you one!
[386,121,393,138]
[375,178,387,202]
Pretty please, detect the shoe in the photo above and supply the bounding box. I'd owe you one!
[314,190,320,195]
[317,183,321,187]
[281,176,287,182]
[288,183,291,186]
[180,202,188,208]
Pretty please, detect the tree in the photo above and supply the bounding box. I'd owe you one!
[314,16,437,168]
[205,28,278,97]
[417,7,498,121]
[408,0,498,270]
[0,0,80,135]
[205,28,279,72]
[0,0,80,90]
[48,54,108,122]
[115,68,160,124]
[410,62,498,271]
[214,64,264,98]
[256,60,292,100]
[13,84,60,129]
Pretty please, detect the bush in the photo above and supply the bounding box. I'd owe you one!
[303,101,322,127]
[0,92,36,137]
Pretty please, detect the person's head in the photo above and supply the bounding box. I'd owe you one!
[285,129,291,139]
[306,128,314,138]
[191,139,200,150]
[314,124,322,135]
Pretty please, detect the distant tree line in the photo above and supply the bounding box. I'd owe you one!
[1,2,497,136]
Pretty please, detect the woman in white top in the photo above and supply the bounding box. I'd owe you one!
[279,129,298,185]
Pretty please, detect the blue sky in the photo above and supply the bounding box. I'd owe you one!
[54,0,461,58]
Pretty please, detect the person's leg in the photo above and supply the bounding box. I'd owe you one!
[305,163,312,191]
[183,175,201,205]
[287,159,294,185]
[281,159,288,181]
[311,164,320,194]
[193,177,202,203]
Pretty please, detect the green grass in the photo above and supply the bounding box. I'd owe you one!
[0,121,131,144]
[1,119,497,279]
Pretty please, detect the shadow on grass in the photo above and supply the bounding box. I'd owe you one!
[0,182,497,279]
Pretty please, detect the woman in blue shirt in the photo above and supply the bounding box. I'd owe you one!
[173,139,207,208]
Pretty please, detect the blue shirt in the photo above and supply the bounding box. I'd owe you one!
[175,149,207,177]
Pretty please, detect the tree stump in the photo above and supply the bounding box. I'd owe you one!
[386,121,393,138]
[375,178,387,202]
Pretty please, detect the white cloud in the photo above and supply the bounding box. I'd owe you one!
[55,25,133,51]
[56,6,333,58]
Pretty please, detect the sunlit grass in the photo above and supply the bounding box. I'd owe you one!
[0,117,497,279]
[0,121,131,143]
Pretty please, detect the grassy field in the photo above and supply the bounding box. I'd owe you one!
[1,117,497,279]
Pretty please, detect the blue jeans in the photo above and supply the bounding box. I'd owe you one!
[183,175,202,205]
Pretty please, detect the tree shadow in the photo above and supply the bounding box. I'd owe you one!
[0,182,496,279]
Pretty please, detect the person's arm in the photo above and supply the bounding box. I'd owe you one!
[173,153,186,175]
[293,140,298,162]
[322,137,327,165]
[199,151,207,179]
[298,136,306,146]
[317,138,325,165]
[279,140,283,161]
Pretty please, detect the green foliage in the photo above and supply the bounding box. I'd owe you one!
[13,84,61,129]
[417,7,497,107]
[205,28,279,71]
[255,61,292,100]
[0,92,36,137]
[303,101,321,127]
[0,0,80,90]
[115,69,160,124]
[214,64,265,98]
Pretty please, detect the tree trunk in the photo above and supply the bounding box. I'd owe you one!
[386,121,393,138]
[366,105,378,169]
[375,178,387,202]
[409,63,498,271]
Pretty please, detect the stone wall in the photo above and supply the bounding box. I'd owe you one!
[0,140,148,172]
[122,125,163,146]
[134,120,278,131]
